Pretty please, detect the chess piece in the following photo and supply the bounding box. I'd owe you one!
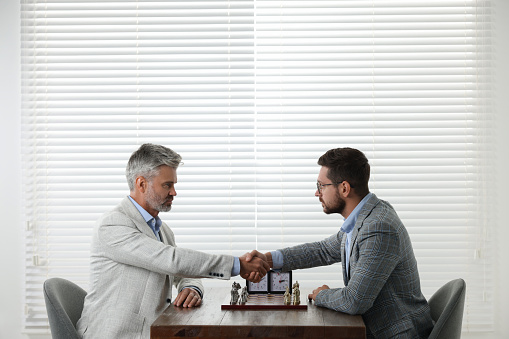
[292,281,300,305]
[283,286,291,305]
[239,286,248,305]
[230,282,241,304]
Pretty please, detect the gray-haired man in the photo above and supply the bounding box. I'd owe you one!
[77,143,269,339]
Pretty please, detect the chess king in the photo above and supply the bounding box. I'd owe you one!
[292,281,300,305]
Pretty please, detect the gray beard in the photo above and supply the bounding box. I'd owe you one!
[155,204,172,213]
[146,186,172,213]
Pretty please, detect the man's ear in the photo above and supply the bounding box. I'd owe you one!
[340,181,352,198]
[135,176,148,193]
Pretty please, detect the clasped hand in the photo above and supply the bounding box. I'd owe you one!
[240,251,330,301]
[239,250,271,283]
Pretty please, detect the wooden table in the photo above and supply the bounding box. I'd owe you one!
[151,287,366,339]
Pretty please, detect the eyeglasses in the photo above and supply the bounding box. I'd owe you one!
[316,182,333,194]
[316,180,346,194]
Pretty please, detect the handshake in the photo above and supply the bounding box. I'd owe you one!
[238,250,274,283]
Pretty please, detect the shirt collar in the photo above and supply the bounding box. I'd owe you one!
[340,192,373,234]
[128,195,162,234]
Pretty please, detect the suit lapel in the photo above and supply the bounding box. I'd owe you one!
[121,196,159,241]
[345,194,381,279]
[341,232,348,284]
[159,220,177,246]
[159,228,167,244]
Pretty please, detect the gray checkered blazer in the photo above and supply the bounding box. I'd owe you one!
[280,194,433,339]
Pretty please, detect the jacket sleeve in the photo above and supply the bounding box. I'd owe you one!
[314,220,401,315]
[96,211,234,280]
[279,231,343,271]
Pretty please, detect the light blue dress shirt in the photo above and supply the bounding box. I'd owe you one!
[128,196,162,241]
[271,192,373,277]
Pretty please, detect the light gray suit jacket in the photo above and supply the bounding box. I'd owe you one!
[77,197,234,339]
[280,194,433,339]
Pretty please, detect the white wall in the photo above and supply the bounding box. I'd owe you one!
[490,1,509,338]
[0,0,23,338]
[1,0,507,338]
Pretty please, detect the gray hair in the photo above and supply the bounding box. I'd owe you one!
[126,143,182,191]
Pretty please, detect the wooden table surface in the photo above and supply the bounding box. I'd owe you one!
[151,287,366,339]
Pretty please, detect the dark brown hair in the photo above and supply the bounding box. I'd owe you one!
[317,148,370,196]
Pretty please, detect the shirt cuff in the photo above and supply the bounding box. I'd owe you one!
[271,250,284,269]
[231,256,240,276]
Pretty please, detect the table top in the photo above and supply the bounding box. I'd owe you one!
[151,287,366,339]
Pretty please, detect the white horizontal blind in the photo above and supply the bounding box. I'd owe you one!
[21,0,493,334]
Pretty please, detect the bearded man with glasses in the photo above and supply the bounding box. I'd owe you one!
[246,147,433,339]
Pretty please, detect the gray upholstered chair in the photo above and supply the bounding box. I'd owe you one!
[43,277,87,339]
[428,278,466,339]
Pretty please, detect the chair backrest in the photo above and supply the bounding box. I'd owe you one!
[428,278,466,339]
[43,277,87,339]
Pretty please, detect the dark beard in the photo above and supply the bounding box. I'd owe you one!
[323,191,345,215]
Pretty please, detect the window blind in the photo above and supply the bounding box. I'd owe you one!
[21,0,493,334]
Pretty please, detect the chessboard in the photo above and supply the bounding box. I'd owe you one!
[221,294,308,310]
